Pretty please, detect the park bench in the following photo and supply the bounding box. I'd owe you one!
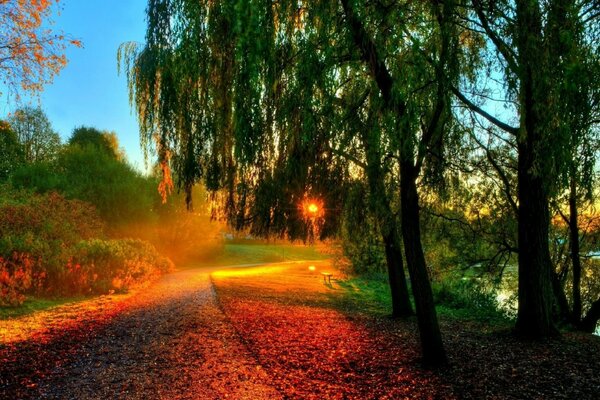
[321,272,333,283]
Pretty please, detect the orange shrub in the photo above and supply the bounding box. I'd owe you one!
[0,253,44,306]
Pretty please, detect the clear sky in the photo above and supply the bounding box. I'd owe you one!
[1,0,149,170]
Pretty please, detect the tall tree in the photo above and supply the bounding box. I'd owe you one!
[69,126,125,160]
[8,106,60,162]
[547,0,600,325]
[339,0,463,366]
[0,0,81,100]
[121,0,468,367]
[333,87,414,318]
[454,0,599,338]
[0,120,24,179]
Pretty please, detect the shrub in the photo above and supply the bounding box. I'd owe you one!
[69,239,174,294]
[0,189,105,293]
[0,253,44,306]
[432,276,505,321]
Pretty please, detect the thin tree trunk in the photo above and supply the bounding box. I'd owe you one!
[552,271,570,322]
[361,129,413,318]
[579,298,600,333]
[400,161,447,367]
[341,0,444,365]
[569,176,582,322]
[382,226,413,317]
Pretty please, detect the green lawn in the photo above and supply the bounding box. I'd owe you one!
[0,296,86,319]
[199,242,329,267]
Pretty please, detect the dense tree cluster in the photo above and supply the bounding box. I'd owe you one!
[120,0,600,366]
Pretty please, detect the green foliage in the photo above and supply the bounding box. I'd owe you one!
[11,142,156,226]
[57,145,155,225]
[69,126,124,160]
[10,161,62,192]
[432,277,508,323]
[70,238,174,294]
[8,106,61,163]
[119,0,351,241]
[340,182,387,275]
[335,272,510,324]
[333,273,394,316]
[0,120,24,180]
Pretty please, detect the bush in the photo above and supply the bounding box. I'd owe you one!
[67,239,174,295]
[0,187,174,304]
[432,276,506,321]
[0,189,104,292]
[0,253,44,306]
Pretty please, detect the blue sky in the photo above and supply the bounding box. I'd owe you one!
[1,0,149,170]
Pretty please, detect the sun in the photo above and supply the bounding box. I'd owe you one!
[301,198,324,219]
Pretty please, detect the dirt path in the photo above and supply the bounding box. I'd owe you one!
[0,268,282,399]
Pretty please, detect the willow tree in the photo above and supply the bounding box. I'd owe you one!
[121,0,466,367]
[119,0,346,236]
[547,0,600,328]
[120,0,412,317]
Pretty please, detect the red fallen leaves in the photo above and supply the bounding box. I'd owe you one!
[3,263,599,399]
[214,283,454,399]
[213,264,600,400]
[0,294,132,398]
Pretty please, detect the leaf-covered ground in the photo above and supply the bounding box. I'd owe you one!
[1,268,279,399]
[1,260,599,399]
[212,262,600,400]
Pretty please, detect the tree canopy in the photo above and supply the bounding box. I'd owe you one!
[121,0,600,366]
[0,0,82,100]
[8,106,60,163]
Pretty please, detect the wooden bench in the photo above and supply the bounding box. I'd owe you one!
[321,272,333,283]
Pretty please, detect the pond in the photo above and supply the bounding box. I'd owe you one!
[479,265,600,336]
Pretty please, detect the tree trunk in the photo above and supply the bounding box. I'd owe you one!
[340,0,443,365]
[382,226,413,318]
[515,134,557,338]
[569,176,582,322]
[361,129,413,318]
[551,271,570,322]
[579,298,600,333]
[400,161,447,367]
[514,0,557,338]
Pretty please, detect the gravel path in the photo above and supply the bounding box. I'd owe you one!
[0,268,282,399]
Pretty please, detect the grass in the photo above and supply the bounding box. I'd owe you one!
[0,296,86,319]
[333,274,394,316]
[332,272,512,326]
[208,242,328,267]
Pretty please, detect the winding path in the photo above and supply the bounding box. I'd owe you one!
[0,268,282,399]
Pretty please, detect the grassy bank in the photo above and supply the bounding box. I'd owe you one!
[0,296,87,319]
[181,241,329,269]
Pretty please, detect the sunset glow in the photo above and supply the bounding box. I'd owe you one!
[301,198,324,219]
